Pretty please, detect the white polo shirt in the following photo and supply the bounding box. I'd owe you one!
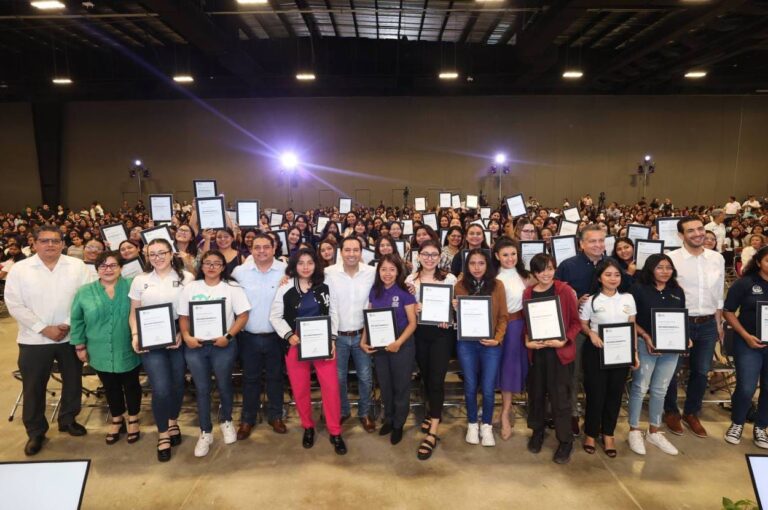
[128,269,195,319]
[177,280,251,331]
[580,292,637,332]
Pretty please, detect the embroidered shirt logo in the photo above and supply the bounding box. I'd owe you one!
[753,285,764,295]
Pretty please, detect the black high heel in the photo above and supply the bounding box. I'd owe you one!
[126,419,141,444]
[105,418,126,445]
[157,438,172,462]
[168,424,182,447]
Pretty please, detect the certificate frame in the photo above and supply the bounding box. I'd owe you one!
[269,211,284,227]
[451,194,461,209]
[120,257,145,279]
[634,239,665,270]
[627,224,651,244]
[745,453,768,510]
[480,207,491,220]
[757,301,768,344]
[193,179,218,198]
[439,192,451,209]
[189,299,226,342]
[604,235,616,257]
[520,241,546,271]
[598,322,636,369]
[651,308,689,353]
[195,196,226,231]
[274,229,289,256]
[135,303,177,351]
[338,197,352,214]
[100,223,128,250]
[558,219,579,236]
[457,295,493,341]
[465,194,479,210]
[149,194,174,222]
[414,197,427,212]
[315,216,330,235]
[551,235,578,266]
[655,217,682,248]
[0,459,91,510]
[140,225,177,253]
[297,316,333,361]
[236,200,260,228]
[418,283,453,326]
[394,240,406,256]
[524,295,566,341]
[563,206,580,223]
[439,229,448,246]
[505,193,527,219]
[402,219,414,236]
[361,247,376,264]
[422,212,438,231]
[364,307,398,350]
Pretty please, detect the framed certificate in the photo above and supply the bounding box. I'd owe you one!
[121,257,144,279]
[414,197,427,212]
[746,454,768,510]
[558,219,579,236]
[551,235,578,266]
[520,241,546,271]
[364,308,397,349]
[563,207,580,223]
[451,194,461,209]
[651,308,689,353]
[457,296,492,340]
[598,322,636,368]
[269,212,284,227]
[422,213,438,231]
[410,250,419,272]
[339,197,352,214]
[480,207,491,220]
[656,217,682,248]
[418,283,453,325]
[394,240,406,256]
[274,229,289,256]
[439,192,451,209]
[757,301,768,343]
[627,224,651,245]
[196,196,226,230]
[361,247,376,264]
[236,200,260,228]
[315,216,330,234]
[140,225,177,253]
[465,194,479,209]
[149,194,173,222]
[100,223,128,250]
[402,219,414,236]
[439,229,448,246]
[505,194,527,218]
[0,459,91,510]
[604,235,616,257]
[483,230,491,246]
[136,303,176,350]
[193,179,217,198]
[461,248,492,274]
[297,316,333,361]
[189,299,226,342]
[524,296,566,341]
[634,239,664,270]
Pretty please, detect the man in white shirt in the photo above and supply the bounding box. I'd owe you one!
[724,197,741,217]
[663,217,725,439]
[326,237,377,432]
[5,226,91,456]
[742,195,761,213]
[705,209,727,252]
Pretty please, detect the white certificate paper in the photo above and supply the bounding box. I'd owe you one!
[237,201,260,227]
[121,257,144,279]
[140,226,177,253]
[191,300,225,341]
[563,207,580,222]
[505,194,527,218]
[339,198,352,214]
[365,309,397,348]
[758,302,768,343]
[298,317,332,360]
[100,224,128,250]
[394,240,405,256]
[137,305,175,349]
[466,195,479,209]
[419,284,452,324]
[656,218,682,248]
[194,180,217,198]
[520,241,546,271]
[270,212,284,227]
[627,224,651,245]
[604,235,616,257]
[423,213,438,231]
[402,219,414,236]
[439,192,451,208]
[451,194,461,209]
[653,310,687,351]
[601,324,633,366]
[197,197,225,230]
[635,240,664,270]
[558,220,579,236]
[552,236,577,265]
[480,207,491,219]
[149,195,173,222]
[315,216,330,234]
[458,297,491,339]
[414,197,426,211]
[526,298,565,341]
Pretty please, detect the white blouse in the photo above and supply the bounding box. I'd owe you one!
[497,267,526,314]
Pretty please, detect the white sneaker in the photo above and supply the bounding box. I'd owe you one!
[725,423,744,445]
[220,421,237,445]
[194,431,213,457]
[480,424,496,447]
[754,427,768,449]
[647,431,678,455]
[465,423,480,445]
[628,430,646,455]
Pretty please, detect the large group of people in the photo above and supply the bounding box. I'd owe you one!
[2,191,767,466]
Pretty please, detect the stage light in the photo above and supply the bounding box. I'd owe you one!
[134,159,143,167]
[684,71,707,79]
[52,77,72,85]
[32,1,65,9]
[562,70,584,79]
[494,153,507,165]
[296,73,316,81]
[281,152,299,170]
[173,75,194,83]
[644,155,652,162]
[439,71,459,80]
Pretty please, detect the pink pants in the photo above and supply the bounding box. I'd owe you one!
[285,346,342,436]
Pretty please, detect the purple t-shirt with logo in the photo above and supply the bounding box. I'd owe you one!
[369,284,417,334]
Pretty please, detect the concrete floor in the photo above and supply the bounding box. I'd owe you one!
[0,315,761,510]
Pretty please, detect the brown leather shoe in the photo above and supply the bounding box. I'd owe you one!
[683,414,707,438]
[360,416,376,433]
[269,418,288,434]
[664,412,684,436]
[236,423,253,441]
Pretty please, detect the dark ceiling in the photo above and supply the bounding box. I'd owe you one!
[1,0,767,101]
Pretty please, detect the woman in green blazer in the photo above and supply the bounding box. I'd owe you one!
[71,251,141,445]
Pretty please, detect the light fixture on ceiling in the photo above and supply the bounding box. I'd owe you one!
[296,73,316,81]
[684,70,707,79]
[52,77,73,85]
[562,70,584,79]
[439,71,459,80]
[172,74,194,83]
[237,0,268,3]
[31,1,65,9]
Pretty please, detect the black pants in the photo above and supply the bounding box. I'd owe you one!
[527,348,573,444]
[18,343,83,438]
[414,325,454,420]
[238,332,285,424]
[96,366,142,417]
[374,340,415,428]
[582,340,628,438]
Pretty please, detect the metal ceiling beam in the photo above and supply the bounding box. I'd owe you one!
[417,0,428,41]
[514,0,584,58]
[294,0,322,38]
[349,0,360,38]
[437,0,454,42]
[322,0,340,37]
[479,13,502,45]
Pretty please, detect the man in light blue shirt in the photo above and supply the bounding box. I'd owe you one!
[232,234,288,439]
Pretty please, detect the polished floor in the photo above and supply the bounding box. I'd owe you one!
[0,315,761,510]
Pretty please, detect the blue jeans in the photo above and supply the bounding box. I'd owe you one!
[238,332,284,424]
[731,338,768,428]
[457,341,503,424]
[629,341,680,428]
[184,342,238,433]
[335,333,373,418]
[141,347,186,433]
[664,319,718,416]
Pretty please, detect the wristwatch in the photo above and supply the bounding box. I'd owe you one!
[225,333,233,341]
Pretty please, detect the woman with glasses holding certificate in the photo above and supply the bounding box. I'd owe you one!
[128,238,195,462]
[579,259,638,458]
[269,248,347,455]
[178,250,250,458]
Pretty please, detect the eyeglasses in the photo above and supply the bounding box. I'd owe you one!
[202,262,223,269]
[37,238,62,245]
[85,246,104,252]
[148,250,170,259]
[521,229,536,233]
[98,263,120,271]
[420,253,440,259]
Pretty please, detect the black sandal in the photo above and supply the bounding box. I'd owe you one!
[600,436,617,458]
[582,442,596,455]
[126,419,141,444]
[157,438,172,462]
[105,418,126,445]
[417,433,440,461]
[168,424,182,447]
[420,418,432,434]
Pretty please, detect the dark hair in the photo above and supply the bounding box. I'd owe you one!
[387,220,404,238]
[612,237,634,259]
[285,247,325,287]
[118,239,140,253]
[415,240,449,281]
[413,225,439,247]
[464,248,497,295]
[146,238,186,282]
[252,232,275,248]
[587,258,624,312]
[462,224,490,250]
[95,250,121,269]
[341,211,359,231]
[677,216,703,233]
[33,225,62,240]
[530,253,556,274]
[492,237,529,279]
[373,234,402,261]
[443,225,463,247]
[197,249,237,283]
[742,246,768,276]
[372,254,408,299]
[316,238,337,270]
[341,236,363,251]
[636,253,681,289]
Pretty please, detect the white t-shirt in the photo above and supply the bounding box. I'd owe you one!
[579,292,637,332]
[177,280,251,330]
[128,269,195,319]
[724,201,741,215]
[404,272,457,304]
[496,267,527,314]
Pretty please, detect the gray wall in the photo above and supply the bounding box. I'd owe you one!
[2,95,767,212]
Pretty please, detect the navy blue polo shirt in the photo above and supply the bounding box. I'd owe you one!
[555,253,631,297]
[724,273,768,336]
[629,283,686,333]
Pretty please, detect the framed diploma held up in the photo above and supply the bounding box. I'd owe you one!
[394,240,406,256]
[136,303,176,350]
[402,219,414,236]
[274,229,289,256]
[746,454,768,510]
[457,296,492,341]
[440,229,448,246]
[465,194,479,210]
[315,216,330,235]
[100,223,128,250]
[558,219,579,237]
[480,207,491,220]
[297,316,333,361]
[339,197,352,214]
[598,322,636,368]
[196,196,226,230]
[634,239,664,270]
[236,200,260,228]
[551,235,578,266]
[149,194,173,222]
[414,197,427,212]
[189,300,226,342]
[627,224,651,245]
[656,217,682,248]
[418,283,453,325]
[193,179,217,198]
[483,230,492,247]
[422,213,438,231]
[439,192,451,209]
[364,308,398,349]
[269,211,284,227]
[0,459,91,510]
[604,235,616,257]
[563,207,580,223]
[505,194,527,219]
[451,194,461,209]
[140,225,177,253]
[520,241,546,271]
[651,308,689,353]
[757,301,768,344]
[361,247,376,264]
[121,257,144,279]
[524,296,566,341]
